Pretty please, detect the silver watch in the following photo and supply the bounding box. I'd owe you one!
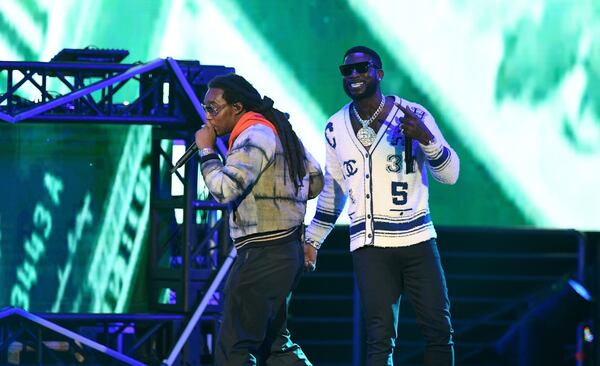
[305,238,321,250]
[199,147,215,157]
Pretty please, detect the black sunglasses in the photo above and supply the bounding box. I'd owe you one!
[339,61,380,76]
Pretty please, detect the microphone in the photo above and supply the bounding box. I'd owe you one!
[170,143,198,174]
[394,101,414,174]
[405,137,413,173]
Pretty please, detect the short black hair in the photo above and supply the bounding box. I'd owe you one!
[343,46,382,68]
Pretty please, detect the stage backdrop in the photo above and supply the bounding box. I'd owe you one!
[1,0,598,312]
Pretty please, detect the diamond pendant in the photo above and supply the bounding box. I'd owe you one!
[357,126,377,146]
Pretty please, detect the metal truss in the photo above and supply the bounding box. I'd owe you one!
[150,130,235,364]
[0,56,236,364]
[0,307,145,365]
[0,58,232,126]
[0,307,222,365]
[150,126,231,314]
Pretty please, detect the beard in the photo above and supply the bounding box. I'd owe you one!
[343,78,378,101]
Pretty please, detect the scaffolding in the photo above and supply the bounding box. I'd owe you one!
[0,54,234,365]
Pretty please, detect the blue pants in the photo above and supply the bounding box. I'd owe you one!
[215,239,312,366]
[352,239,454,366]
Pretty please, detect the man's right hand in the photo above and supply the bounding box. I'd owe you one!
[194,123,217,149]
[303,243,318,272]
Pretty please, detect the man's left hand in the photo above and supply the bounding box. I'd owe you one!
[396,102,433,145]
[303,243,318,272]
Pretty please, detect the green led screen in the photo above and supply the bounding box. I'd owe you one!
[1,0,599,312]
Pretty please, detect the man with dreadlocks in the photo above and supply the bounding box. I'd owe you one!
[194,73,322,366]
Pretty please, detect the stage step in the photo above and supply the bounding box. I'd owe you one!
[288,226,585,365]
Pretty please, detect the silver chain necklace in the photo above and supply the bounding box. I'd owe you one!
[352,96,386,146]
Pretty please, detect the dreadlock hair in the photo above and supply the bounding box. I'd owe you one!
[343,45,383,68]
[208,73,307,193]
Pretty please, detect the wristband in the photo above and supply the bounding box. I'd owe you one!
[199,147,215,157]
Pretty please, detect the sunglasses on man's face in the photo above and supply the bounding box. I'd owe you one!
[339,61,379,77]
[202,103,226,117]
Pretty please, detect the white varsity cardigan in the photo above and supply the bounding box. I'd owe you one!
[305,96,460,251]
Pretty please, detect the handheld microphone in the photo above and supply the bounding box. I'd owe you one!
[405,137,413,173]
[170,143,198,174]
[393,101,414,174]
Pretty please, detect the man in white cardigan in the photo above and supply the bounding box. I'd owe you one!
[304,46,460,366]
